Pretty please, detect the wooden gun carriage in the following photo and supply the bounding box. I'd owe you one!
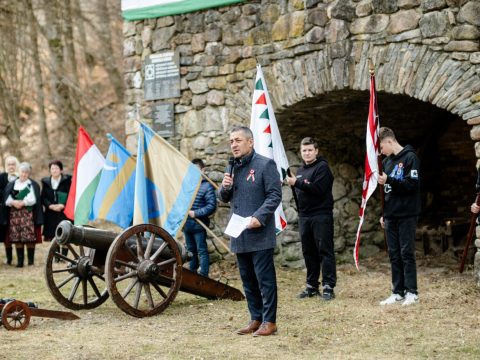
[45,221,244,317]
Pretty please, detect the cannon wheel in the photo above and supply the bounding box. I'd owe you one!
[44,240,109,310]
[1,301,31,330]
[105,224,183,317]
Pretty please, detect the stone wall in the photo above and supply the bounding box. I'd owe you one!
[123,0,480,269]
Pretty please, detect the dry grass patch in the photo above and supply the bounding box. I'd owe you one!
[1,243,479,359]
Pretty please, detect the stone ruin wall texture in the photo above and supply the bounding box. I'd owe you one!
[122,0,480,277]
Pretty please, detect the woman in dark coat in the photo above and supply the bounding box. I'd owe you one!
[41,160,72,249]
[3,162,43,267]
[0,155,19,265]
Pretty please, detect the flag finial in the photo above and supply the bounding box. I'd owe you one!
[368,59,375,74]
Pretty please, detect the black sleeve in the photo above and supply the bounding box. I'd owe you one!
[294,163,333,197]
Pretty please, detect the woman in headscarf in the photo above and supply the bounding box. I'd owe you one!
[0,155,19,265]
[3,162,43,267]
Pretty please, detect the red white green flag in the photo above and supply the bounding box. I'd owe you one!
[250,64,289,233]
[64,127,105,225]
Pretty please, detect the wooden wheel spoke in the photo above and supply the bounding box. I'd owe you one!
[136,233,145,259]
[124,241,138,262]
[66,244,79,259]
[145,232,155,259]
[133,282,142,309]
[57,273,76,289]
[55,252,76,264]
[82,279,88,305]
[151,241,168,261]
[93,273,105,281]
[144,283,155,309]
[68,277,81,301]
[79,245,85,257]
[157,258,176,269]
[157,273,175,283]
[152,282,168,299]
[88,277,101,299]
[52,266,75,274]
[114,270,138,283]
[114,259,137,270]
[122,278,138,298]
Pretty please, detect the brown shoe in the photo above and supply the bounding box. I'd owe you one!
[253,322,277,337]
[236,320,262,335]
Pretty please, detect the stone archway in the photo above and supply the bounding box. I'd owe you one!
[123,0,480,270]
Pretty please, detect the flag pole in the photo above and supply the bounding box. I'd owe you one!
[287,168,299,210]
[194,218,234,255]
[369,60,388,253]
[201,173,219,190]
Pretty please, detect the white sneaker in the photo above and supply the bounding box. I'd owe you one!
[379,293,404,306]
[402,292,419,306]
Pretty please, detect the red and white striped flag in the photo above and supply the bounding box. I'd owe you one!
[354,73,381,269]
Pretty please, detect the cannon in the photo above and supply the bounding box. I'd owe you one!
[45,221,244,318]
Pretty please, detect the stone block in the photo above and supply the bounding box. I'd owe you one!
[356,0,373,17]
[398,0,421,9]
[152,26,176,51]
[371,0,398,14]
[471,52,480,64]
[191,33,205,53]
[326,19,350,43]
[306,0,322,8]
[305,26,325,43]
[272,14,291,41]
[156,16,174,28]
[192,94,207,108]
[206,90,225,106]
[202,66,219,77]
[289,11,305,38]
[192,135,211,150]
[205,24,222,42]
[193,54,216,66]
[189,79,209,94]
[141,26,152,48]
[444,41,480,52]
[470,125,480,140]
[123,21,136,37]
[419,11,448,38]
[123,37,136,57]
[388,9,421,34]
[236,58,257,72]
[175,33,192,45]
[329,0,356,21]
[452,25,480,40]
[223,29,243,46]
[307,8,328,27]
[208,77,228,90]
[350,14,389,34]
[218,64,236,75]
[260,4,281,23]
[451,52,470,61]
[458,1,480,26]
[421,0,447,11]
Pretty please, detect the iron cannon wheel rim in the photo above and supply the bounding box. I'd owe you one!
[44,240,109,310]
[105,224,182,318]
[1,300,31,330]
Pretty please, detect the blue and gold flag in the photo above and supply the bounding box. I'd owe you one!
[133,123,201,238]
[90,135,136,228]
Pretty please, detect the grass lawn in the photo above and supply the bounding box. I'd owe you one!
[1,242,479,359]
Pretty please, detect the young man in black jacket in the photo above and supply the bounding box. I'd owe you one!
[286,137,336,301]
[377,127,421,306]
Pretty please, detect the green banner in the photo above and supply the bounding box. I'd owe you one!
[122,0,246,21]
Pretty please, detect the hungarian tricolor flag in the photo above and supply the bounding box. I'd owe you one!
[354,72,381,269]
[250,64,289,233]
[64,127,105,225]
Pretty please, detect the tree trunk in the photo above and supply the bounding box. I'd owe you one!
[24,0,52,158]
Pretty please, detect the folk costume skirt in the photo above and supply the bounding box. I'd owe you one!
[8,208,36,244]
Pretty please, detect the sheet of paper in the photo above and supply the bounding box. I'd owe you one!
[224,213,252,238]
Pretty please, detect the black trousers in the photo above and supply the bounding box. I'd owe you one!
[236,248,277,323]
[384,216,418,295]
[299,214,336,289]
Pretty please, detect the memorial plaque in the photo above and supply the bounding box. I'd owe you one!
[144,50,180,100]
[151,102,174,138]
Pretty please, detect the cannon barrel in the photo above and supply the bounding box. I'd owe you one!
[55,220,117,252]
[55,220,190,262]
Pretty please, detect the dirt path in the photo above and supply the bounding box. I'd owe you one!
[1,243,479,359]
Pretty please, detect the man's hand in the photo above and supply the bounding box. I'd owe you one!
[188,210,195,218]
[471,203,480,214]
[378,172,387,185]
[379,216,385,229]
[222,173,233,189]
[286,174,296,186]
[248,217,261,229]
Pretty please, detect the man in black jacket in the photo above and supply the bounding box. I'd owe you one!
[286,137,336,301]
[377,127,421,306]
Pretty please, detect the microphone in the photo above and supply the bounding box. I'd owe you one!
[227,157,235,177]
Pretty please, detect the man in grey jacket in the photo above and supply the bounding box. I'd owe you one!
[219,126,281,337]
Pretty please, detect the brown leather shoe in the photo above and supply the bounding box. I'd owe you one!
[253,322,277,337]
[236,320,262,335]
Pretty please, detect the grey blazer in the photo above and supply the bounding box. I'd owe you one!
[218,151,282,254]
